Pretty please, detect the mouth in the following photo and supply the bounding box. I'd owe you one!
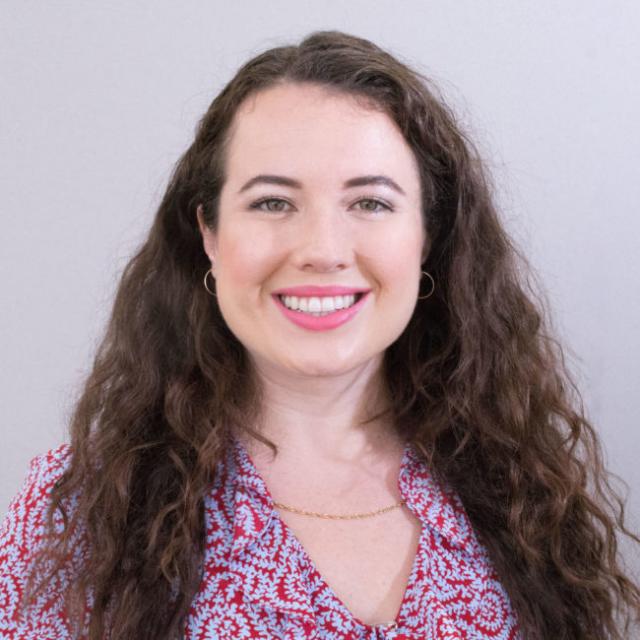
[275,292,366,317]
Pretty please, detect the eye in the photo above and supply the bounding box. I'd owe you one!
[353,198,393,213]
[248,196,394,214]
[249,197,292,213]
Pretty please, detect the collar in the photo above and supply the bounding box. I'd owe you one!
[226,435,474,559]
[221,436,318,631]
[226,436,276,560]
[398,443,475,554]
[216,435,474,636]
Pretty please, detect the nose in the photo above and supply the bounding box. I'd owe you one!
[293,208,354,273]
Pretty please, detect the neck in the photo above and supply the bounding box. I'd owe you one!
[237,354,399,463]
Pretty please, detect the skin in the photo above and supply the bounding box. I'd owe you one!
[197,81,427,473]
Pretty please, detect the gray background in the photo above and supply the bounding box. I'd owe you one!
[2,2,639,577]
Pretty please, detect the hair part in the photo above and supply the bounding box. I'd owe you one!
[21,30,640,639]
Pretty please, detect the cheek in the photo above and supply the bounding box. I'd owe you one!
[216,226,284,293]
[367,225,424,283]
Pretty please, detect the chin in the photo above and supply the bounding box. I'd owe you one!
[285,351,381,378]
[286,359,353,378]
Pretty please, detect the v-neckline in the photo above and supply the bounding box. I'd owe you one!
[230,435,428,630]
[275,509,426,631]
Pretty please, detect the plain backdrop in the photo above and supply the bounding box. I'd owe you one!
[1,1,639,578]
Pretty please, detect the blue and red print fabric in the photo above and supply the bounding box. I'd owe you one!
[1,436,521,639]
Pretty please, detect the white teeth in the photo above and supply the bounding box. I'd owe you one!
[280,294,359,315]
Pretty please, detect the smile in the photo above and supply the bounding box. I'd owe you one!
[277,293,363,316]
[272,292,369,331]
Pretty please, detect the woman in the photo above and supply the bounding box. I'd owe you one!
[1,30,639,640]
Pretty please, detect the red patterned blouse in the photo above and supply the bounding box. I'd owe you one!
[1,437,521,639]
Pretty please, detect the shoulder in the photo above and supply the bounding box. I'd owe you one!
[2,443,73,535]
[12,443,72,495]
[1,441,73,553]
[0,444,74,634]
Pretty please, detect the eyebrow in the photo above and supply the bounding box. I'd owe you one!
[237,174,406,195]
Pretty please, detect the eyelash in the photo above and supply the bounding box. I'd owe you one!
[249,196,394,214]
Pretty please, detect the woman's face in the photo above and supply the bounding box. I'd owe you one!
[198,82,426,378]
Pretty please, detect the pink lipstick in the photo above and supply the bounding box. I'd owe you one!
[272,285,370,297]
[272,289,371,331]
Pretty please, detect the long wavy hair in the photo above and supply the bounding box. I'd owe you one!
[22,30,640,639]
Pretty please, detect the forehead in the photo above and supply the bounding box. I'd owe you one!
[223,83,420,188]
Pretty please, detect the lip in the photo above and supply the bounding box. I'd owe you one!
[272,285,371,296]
[272,291,370,332]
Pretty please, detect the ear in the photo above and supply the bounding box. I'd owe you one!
[197,204,219,269]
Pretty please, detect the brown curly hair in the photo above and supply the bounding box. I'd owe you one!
[21,30,640,639]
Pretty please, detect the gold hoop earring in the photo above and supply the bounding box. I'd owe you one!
[203,268,217,297]
[417,271,435,300]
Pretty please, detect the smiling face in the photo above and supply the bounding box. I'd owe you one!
[197,82,427,379]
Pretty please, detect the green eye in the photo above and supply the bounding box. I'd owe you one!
[356,198,393,212]
[249,196,393,214]
[250,197,291,212]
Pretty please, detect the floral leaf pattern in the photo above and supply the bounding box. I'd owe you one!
[0,439,521,639]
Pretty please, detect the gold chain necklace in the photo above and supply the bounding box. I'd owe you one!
[272,498,407,520]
